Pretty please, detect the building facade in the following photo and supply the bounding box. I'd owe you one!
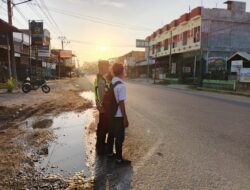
[108,51,145,78]
[146,1,250,83]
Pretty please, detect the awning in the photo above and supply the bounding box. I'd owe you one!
[0,19,20,32]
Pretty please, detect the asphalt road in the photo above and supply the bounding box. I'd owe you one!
[76,76,250,190]
[125,81,250,190]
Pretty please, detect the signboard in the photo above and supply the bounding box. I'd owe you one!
[240,68,250,83]
[38,45,50,57]
[43,29,50,46]
[42,62,56,70]
[208,57,227,72]
[59,50,72,58]
[231,60,243,73]
[136,39,149,48]
[183,67,191,73]
[29,21,43,46]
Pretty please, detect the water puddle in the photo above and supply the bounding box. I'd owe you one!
[36,109,96,178]
[17,91,98,181]
[80,91,96,106]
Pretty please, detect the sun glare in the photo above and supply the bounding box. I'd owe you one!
[99,46,108,52]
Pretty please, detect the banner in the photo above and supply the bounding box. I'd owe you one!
[231,60,243,73]
[29,21,43,46]
[42,62,56,70]
[38,45,50,57]
[240,68,250,83]
[136,39,149,48]
[208,57,226,72]
[60,50,72,58]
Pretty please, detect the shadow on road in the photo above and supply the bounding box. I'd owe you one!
[93,156,133,190]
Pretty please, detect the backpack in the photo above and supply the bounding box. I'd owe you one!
[103,81,122,118]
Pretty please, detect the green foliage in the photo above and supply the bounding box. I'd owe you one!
[7,79,15,92]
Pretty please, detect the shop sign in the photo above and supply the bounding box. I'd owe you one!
[231,60,243,73]
[240,68,250,83]
[208,57,227,72]
[29,21,43,46]
[136,39,149,48]
[38,45,50,57]
[60,50,72,58]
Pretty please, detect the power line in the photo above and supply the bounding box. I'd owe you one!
[50,6,152,31]
[38,0,63,35]
[33,0,61,36]
[27,3,42,20]
[14,6,27,22]
[67,39,135,48]
[30,3,152,32]
[50,8,151,32]
[26,2,60,36]
[0,1,26,28]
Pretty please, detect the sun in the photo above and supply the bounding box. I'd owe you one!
[99,46,108,52]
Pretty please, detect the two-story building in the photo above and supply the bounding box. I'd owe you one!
[146,1,250,83]
[0,19,31,81]
[108,51,145,78]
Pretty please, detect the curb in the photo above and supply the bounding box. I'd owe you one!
[196,87,250,98]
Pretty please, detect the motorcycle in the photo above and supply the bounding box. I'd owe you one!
[22,77,50,93]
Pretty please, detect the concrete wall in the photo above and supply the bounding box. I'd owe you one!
[201,4,250,58]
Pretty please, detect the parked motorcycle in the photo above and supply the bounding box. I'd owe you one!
[22,78,50,93]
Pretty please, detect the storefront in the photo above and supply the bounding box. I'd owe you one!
[0,19,20,82]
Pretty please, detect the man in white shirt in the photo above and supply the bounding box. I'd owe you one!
[107,63,130,164]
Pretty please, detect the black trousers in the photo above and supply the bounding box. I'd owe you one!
[107,117,125,160]
[96,113,109,153]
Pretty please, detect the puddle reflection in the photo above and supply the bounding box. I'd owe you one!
[80,91,96,106]
[93,157,133,190]
[37,109,95,178]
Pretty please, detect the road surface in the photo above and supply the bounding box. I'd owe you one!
[78,77,250,190]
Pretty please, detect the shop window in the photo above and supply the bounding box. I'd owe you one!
[183,31,188,46]
[157,43,161,53]
[164,39,169,50]
[152,45,155,54]
[172,35,178,48]
[194,26,201,43]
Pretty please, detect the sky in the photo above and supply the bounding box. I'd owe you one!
[0,0,249,65]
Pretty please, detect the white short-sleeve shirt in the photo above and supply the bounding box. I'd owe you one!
[112,77,126,117]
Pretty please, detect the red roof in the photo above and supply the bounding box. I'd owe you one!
[149,7,202,39]
[0,19,19,32]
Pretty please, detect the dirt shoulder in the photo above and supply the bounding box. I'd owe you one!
[0,78,93,190]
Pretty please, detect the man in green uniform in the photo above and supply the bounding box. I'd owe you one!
[94,60,110,155]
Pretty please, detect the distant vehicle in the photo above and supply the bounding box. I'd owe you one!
[22,78,50,93]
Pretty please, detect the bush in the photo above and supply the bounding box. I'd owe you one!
[7,79,15,92]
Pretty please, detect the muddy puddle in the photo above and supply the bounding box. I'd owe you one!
[36,109,96,178]
[18,91,97,181]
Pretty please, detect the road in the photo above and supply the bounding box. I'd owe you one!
[78,77,250,190]
[125,81,250,190]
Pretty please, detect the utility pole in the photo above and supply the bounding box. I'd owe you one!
[168,30,173,75]
[58,36,70,79]
[147,41,150,81]
[7,0,17,81]
[7,0,32,82]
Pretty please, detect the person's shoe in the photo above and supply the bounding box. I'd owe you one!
[116,159,131,165]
